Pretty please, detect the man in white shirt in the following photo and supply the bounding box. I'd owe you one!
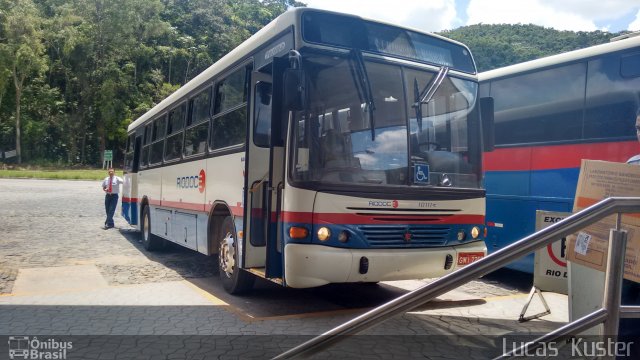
[101,167,124,229]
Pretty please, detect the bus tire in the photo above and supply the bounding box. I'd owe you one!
[218,216,255,294]
[141,205,163,251]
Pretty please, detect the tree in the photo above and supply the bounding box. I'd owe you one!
[0,0,48,163]
[0,47,11,130]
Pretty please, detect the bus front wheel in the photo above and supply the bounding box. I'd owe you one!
[141,206,163,251]
[218,216,255,294]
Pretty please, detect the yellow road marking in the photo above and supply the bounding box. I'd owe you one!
[182,281,229,306]
[181,280,260,323]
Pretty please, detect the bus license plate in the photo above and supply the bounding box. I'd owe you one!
[457,252,484,266]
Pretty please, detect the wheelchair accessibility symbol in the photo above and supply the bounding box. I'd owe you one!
[414,164,429,184]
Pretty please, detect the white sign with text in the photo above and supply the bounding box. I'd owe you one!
[534,211,570,294]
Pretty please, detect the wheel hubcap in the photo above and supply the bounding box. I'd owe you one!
[219,233,235,278]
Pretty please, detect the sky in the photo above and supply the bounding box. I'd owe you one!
[302,0,640,33]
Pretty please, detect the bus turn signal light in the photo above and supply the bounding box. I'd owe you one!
[289,226,309,239]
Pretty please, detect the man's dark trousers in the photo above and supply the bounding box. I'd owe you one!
[105,194,118,228]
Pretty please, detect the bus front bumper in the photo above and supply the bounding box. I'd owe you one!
[283,241,487,288]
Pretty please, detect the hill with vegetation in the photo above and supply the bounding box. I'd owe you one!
[438,24,624,72]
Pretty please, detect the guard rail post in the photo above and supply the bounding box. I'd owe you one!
[600,221,628,360]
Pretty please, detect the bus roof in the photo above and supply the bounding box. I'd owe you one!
[478,35,640,82]
[127,7,473,133]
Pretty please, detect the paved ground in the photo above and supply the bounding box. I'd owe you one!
[0,178,572,359]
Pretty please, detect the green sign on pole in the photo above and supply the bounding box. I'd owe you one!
[104,150,113,161]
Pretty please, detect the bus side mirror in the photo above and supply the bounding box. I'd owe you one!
[480,97,495,152]
[283,69,305,111]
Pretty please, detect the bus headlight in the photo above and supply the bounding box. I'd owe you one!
[457,229,466,241]
[471,226,480,239]
[317,227,331,241]
[338,231,349,243]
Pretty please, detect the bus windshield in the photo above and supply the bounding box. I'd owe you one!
[290,53,481,189]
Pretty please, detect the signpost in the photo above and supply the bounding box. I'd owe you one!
[103,150,113,169]
[519,210,570,322]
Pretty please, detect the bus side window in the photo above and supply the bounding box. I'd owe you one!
[150,115,167,165]
[165,103,186,161]
[621,53,640,78]
[492,63,585,145]
[210,63,251,150]
[583,53,640,140]
[254,81,272,147]
[141,123,152,168]
[185,87,211,157]
[124,134,135,172]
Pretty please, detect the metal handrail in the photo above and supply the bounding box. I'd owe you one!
[274,197,640,359]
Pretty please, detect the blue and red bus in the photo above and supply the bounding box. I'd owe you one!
[479,34,640,272]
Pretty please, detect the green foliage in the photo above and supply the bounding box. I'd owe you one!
[438,24,620,72]
[0,0,297,166]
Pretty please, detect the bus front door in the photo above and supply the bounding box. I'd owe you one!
[244,71,281,278]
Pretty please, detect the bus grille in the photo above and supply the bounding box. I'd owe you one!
[358,225,450,248]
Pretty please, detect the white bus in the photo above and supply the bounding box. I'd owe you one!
[122,8,493,294]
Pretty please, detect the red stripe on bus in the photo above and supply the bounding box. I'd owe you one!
[483,141,638,172]
[160,200,206,212]
[230,205,243,216]
[202,203,243,216]
[282,211,314,223]
[147,199,243,216]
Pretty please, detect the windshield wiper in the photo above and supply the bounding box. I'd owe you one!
[412,66,449,132]
[350,49,376,140]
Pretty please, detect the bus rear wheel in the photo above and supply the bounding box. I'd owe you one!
[141,206,163,251]
[218,216,255,294]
